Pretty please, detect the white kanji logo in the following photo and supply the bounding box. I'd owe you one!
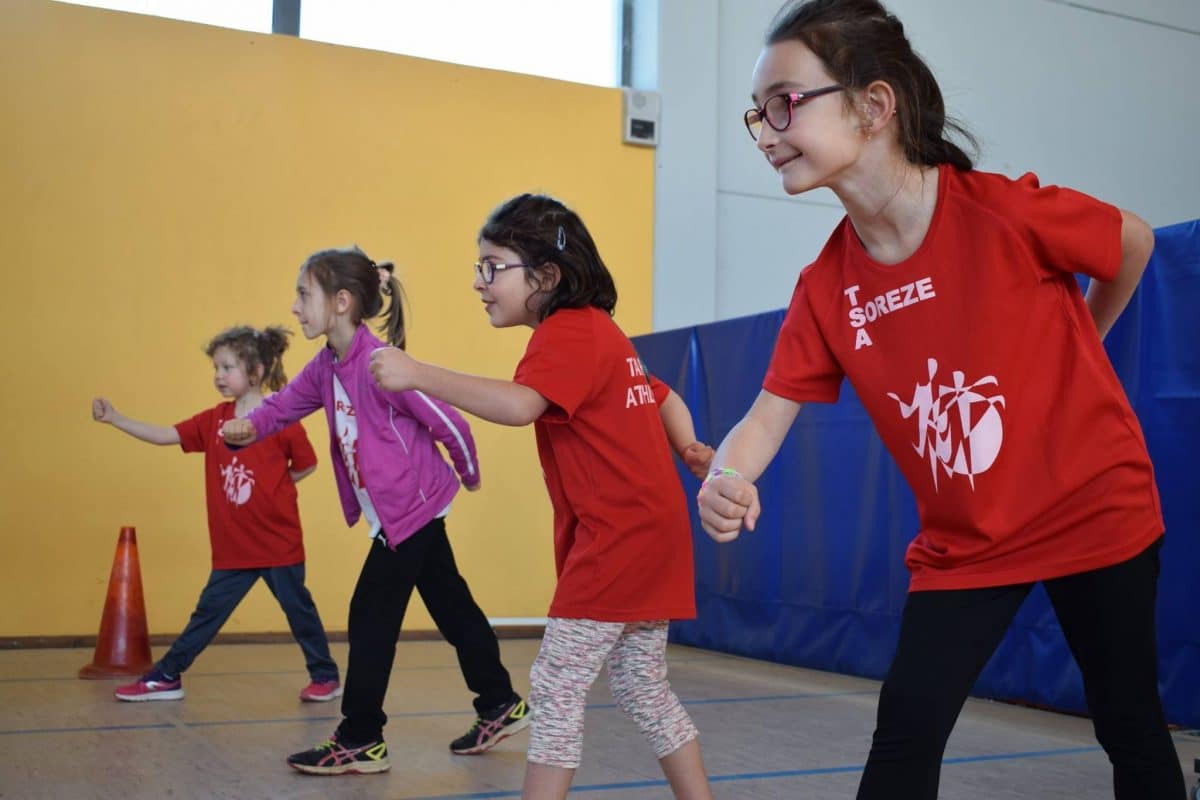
[887,358,1006,491]
[220,457,255,506]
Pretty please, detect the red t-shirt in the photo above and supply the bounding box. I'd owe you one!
[514,306,697,621]
[175,402,317,569]
[764,167,1163,591]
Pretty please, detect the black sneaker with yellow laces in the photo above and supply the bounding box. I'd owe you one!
[286,733,390,775]
[449,695,531,755]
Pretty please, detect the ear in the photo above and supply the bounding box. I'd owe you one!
[858,80,898,136]
[249,363,265,386]
[334,288,354,314]
[537,263,562,292]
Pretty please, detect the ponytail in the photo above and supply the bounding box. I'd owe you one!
[205,324,292,391]
[375,261,408,350]
[255,325,291,391]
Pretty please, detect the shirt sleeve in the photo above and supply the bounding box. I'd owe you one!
[513,310,596,423]
[647,373,671,406]
[174,407,214,454]
[1008,172,1123,281]
[279,422,318,472]
[763,272,844,403]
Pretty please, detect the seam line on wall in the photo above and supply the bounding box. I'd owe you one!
[1043,0,1200,36]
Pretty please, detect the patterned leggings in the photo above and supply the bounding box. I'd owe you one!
[526,617,699,769]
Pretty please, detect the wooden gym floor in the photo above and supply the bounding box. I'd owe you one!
[1,638,1196,799]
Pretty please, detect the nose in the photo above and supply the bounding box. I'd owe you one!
[472,269,487,292]
[291,298,302,317]
[756,123,780,154]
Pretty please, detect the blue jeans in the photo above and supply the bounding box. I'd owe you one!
[157,564,338,682]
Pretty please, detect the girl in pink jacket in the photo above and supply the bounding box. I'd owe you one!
[223,246,527,776]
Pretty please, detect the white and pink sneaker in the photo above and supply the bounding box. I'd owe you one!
[114,669,184,702]
[299,679,342,703]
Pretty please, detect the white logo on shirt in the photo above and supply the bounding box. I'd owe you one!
[623,356,658,409]
[845,278,937,350]
[221,457,255,506]
[887,358,1005,491]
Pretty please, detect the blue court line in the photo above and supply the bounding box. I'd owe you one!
[0,722,174,736]
[0,657,719,684]
[0,689,876,736]
[400,746,1105,799]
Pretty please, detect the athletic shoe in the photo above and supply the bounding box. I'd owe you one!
[299,679,342,703]
[449,695,531,754]
[286,734,390,775]
[114,668,184,702]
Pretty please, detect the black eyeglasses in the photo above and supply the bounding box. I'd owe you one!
[744,85,845,141]
[473,260,529,285]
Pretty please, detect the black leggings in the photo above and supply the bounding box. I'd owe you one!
[857,538,1185,799]
[336,517,515,743]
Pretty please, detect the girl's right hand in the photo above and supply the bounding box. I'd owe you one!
[697,472,761,543]
[92,397,116,424]
[221,418,257,445]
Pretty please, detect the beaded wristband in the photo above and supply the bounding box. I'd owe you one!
[699,467,743,495]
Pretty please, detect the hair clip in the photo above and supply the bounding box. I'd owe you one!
[556,225,566,251]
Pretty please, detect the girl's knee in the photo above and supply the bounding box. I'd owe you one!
[608,677,697,758]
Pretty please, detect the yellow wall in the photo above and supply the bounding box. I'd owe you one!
[0,0,654,637]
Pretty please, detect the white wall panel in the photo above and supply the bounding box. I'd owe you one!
[652,0,1199,328]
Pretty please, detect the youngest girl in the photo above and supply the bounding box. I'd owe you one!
[93,325,339,703]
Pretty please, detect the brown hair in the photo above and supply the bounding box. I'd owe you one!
[205,325,291,391]
[300,246,408,349]
[766,0,976,170]
[479,193,617,322]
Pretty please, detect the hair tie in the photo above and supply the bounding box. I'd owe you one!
[556,226,566,251]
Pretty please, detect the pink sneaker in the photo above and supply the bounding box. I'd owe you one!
[114,669,184,702]
[299,679,342,703]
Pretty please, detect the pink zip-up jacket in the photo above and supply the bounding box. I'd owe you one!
[243,325,481,549]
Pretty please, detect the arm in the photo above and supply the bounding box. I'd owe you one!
[398,389,483,489]
[1085,209,1154,339]
[658,388,714,479]
[697,390,803,543]
[369,348,548,427]
[289,465,316,483]
[92,397,180,446]
[223,359,325,446]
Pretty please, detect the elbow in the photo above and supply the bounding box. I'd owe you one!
[506,408,541,427]
[503,387,548,427]
[1121,211,1155,272]
[504,400,543,427]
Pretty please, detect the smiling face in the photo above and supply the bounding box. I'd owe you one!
[211,345,255,399]
[750,40,866,195]
[473,239,542,329]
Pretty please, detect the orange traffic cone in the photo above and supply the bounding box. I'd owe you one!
[79,526,153,679]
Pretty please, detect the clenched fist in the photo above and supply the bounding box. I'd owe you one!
[369,347,420,392]
[92,397,117,424]
[680,442,715,479]
[697,471,760,544]
[221,418,257,446]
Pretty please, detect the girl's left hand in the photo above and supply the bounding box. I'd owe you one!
[369,347,418,392]
[681,442,716,479]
